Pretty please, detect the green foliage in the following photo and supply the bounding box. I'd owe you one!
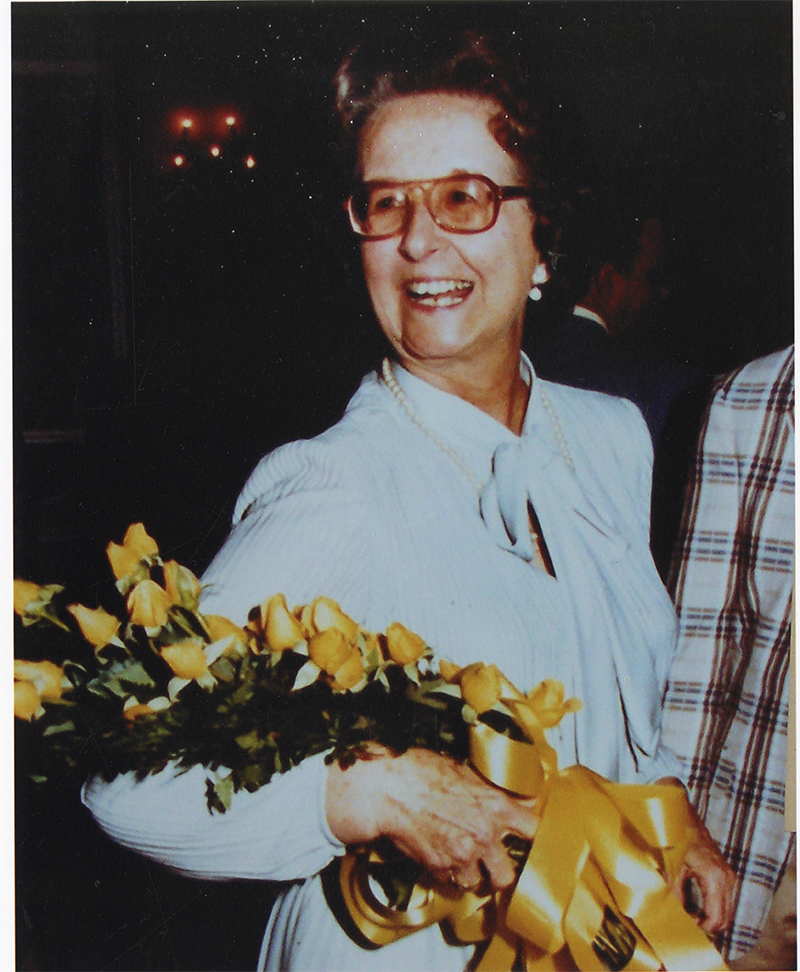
[15,555,470,814]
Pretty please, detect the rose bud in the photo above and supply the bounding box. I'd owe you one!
[332,651,365,692]
[68,604,121,650]
[308,628,353,675]
[14,680,44,721]
[460,663,504,714]
[205,615,249,653]
[384,622,427,666]
[14,659,68,699]
[160,640,209,680]
[127,580,171,629]
[163,560,202,611]
[309,597,359,641]
[263,593,306,652]
[13,579,43,617]
[106,523,159,581]
[439,659,462,682]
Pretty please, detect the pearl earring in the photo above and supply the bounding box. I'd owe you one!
[528,264,549,302]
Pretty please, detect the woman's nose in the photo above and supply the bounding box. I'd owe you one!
[398,201,446,262]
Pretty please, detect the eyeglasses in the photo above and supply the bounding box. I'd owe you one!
[345,174,532,239]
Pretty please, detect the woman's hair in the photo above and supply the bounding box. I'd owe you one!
[333,30,580,265]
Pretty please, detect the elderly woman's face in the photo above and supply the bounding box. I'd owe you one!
[357,93,544,371]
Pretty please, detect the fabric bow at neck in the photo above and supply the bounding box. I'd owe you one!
[479,435,628,565]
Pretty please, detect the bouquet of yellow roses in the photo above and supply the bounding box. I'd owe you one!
[15,524,729,972]
[14,523,525,813]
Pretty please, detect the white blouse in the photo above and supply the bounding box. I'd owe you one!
[83,358,680,971]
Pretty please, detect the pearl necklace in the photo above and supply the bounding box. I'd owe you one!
[381,358,485,492]
[380,358,575,493]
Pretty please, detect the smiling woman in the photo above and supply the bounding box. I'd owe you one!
[81,29,735,972]
[356,93,543,429]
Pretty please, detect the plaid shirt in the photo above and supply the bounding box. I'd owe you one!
[661,345,794,960]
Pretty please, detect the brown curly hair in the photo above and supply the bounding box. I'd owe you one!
[333,30,576,267]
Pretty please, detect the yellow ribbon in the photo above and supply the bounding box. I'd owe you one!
[487,766,729,971]
[339,678,730,971]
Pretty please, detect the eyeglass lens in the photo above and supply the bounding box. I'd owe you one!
[350,175,501,237]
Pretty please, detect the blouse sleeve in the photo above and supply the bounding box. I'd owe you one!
[82,753,343,881]
[603,396,655,541]
[201,434,376,623]
[83,434,375,881]
[612,399,685,784]
[561,389,684,785]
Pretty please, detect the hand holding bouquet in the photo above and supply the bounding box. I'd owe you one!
[14,524,729,971]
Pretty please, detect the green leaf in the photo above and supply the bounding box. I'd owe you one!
[42,720,76,736]
[115,661,158,689]
[205,773,234,814]
[210,656,236,683]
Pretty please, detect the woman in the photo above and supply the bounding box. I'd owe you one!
[83,31,734,971]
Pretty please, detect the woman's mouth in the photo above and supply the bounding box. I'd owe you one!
[405,279,473,307]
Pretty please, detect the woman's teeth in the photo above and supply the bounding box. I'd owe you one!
[406,280,473,306]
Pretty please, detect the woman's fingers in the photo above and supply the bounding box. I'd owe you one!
[505,795,541,842]
[326,747,539,892]
[329,747,741,924]
[669,807,737,933]
[480,839,521,890]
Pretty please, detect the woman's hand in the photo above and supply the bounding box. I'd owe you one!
[326,746,538,891]
[657,778,737,934]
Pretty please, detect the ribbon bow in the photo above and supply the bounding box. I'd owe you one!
[338,673,729,971]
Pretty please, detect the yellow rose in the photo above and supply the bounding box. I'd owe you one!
[106,523,159,581]
[459,663,504,714]
[125,522,159,557]
[13,579,42,616]
[163,560,202,611]
[296,602,314,631]
[14,660,68,699]
[160,640,209,680]
[14,680,44,721]
[332,651,365,692]
[13,580,65,626]
[127,580,171,628]
[205,614,249,652]
[309,597,359,641]
[384,622,427,666]
[106,543,142,582]
[439,659,462,682]
[67,604,121,649]
[308,628,354,675]
[262,593,307,652]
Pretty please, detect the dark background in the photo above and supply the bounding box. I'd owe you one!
[13,3,793,969]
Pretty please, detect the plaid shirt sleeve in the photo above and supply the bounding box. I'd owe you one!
[661,345,795,961]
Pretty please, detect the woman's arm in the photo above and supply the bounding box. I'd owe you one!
[84,437,377,882]
[83,752,344,882]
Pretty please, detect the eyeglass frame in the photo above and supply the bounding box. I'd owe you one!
[344,173,533,240]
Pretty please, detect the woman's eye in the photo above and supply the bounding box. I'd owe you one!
[440,180,489,211]
[445,188,477,207]
[372,192,405,213]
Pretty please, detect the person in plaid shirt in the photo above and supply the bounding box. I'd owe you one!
[662,345,795,967]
